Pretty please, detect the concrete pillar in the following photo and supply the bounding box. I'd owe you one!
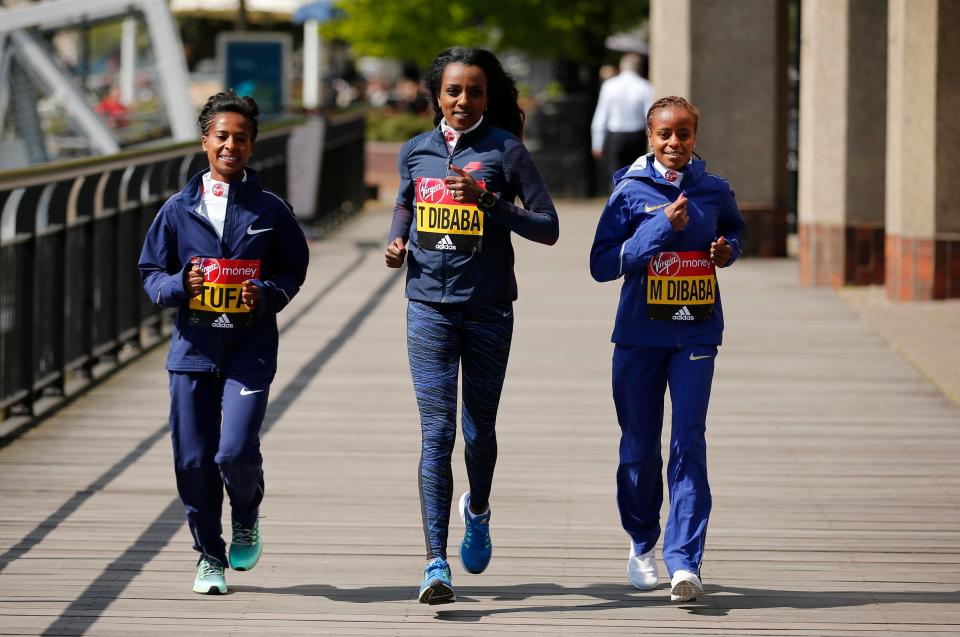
[797,0,887,287]
[302,19,321,110]
[885,0,960,300]
[650,0,789,256]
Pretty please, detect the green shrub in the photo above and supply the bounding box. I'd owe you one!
[366,109,434,142]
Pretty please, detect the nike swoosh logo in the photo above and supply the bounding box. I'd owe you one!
[239,387,263,395]
[246,225,273,235]
[689,354,713,361]
[644,202,669,213]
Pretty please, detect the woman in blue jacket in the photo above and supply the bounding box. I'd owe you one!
[590,96,744,602]
[385,47,559,604]
[138,91,309,594]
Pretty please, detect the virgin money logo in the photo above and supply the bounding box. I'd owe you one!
[651,252,681,276]
[212,183,225,197]
[417,178,446,204]
[199,258,222,282]
[462,161,483,173]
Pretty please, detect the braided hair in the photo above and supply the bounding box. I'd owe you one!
[646,96,700,132]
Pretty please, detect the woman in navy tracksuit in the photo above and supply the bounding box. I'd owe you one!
[590,96,744,602]
[138,91,308,594]
[384,47,559,604]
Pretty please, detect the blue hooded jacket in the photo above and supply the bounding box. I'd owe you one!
[390,122,559,304]
[590,153,745,347]
[138,168,309,373]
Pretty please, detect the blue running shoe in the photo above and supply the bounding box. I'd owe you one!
[458,491,492,574]
[229,519,262,571]
[418,557,455,605]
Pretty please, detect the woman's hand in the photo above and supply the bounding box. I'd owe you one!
[187,265,204,297]
[710,236,732,267]
[664,192,689,231]
[385,237,407,268]
[241,280,259,311]
[445,164,483,203]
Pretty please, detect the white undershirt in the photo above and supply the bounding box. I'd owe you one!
[653,157,688,188]
[440,116,484,153]
[197,173,230,238]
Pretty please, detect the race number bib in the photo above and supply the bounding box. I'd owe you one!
[415,177,485,253]
[188,257,260,328]
[646,251,716,322]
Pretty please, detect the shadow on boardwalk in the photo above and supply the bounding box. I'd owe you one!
[233,581,960,619]
[1,201,959,636]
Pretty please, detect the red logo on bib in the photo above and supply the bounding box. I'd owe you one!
[665,170,679,183]
[417,178,447,204]
[196,258,222,282]
[212,183,225,197]
[651,252,681,276]
[192,257,260,284]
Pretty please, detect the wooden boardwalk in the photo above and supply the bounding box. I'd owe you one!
[1,201,958,636]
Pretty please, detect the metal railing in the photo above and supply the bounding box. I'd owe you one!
[0,113,366,431]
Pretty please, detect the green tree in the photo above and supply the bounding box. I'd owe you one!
[321,0,489,67]
[322,0,648,75]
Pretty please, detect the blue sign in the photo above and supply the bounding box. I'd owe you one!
[220,34,291,115]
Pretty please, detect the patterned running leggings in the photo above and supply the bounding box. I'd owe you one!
[407,300,514,560]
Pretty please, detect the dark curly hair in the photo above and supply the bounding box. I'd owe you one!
[198,90,260,140]
[646,96,700,132]
[424,47,524,138]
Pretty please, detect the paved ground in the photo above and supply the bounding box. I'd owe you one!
[0,200,958,635]
[839,286,960,406]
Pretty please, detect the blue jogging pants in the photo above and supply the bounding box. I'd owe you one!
[168,370,272,566]
[612,343,716,577]
[406,300,513,560]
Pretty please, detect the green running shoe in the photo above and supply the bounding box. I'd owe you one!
[229,520,262,571]
[192,557,227,594]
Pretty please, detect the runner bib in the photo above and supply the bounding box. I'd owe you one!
[646,251,716,322]
[188,257,260,328]
[415,177,485,253]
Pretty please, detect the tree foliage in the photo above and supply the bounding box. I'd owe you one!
[322,0,648,68]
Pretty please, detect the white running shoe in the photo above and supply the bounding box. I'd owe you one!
[627,546,659,590]
[670,569,703,602]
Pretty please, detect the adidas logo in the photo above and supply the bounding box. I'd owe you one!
[435,234,456,250]
[211,313,234,329]
[672,306,695,321]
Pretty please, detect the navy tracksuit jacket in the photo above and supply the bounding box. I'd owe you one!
[139,168,308,566]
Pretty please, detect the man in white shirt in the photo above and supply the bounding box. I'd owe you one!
[591,53,654,191]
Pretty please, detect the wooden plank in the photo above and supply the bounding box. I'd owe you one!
[0,201,958,635]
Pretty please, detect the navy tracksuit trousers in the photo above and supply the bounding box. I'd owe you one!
[168,371,272,566]
[612,343,716,577]
[406,300,513,560]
